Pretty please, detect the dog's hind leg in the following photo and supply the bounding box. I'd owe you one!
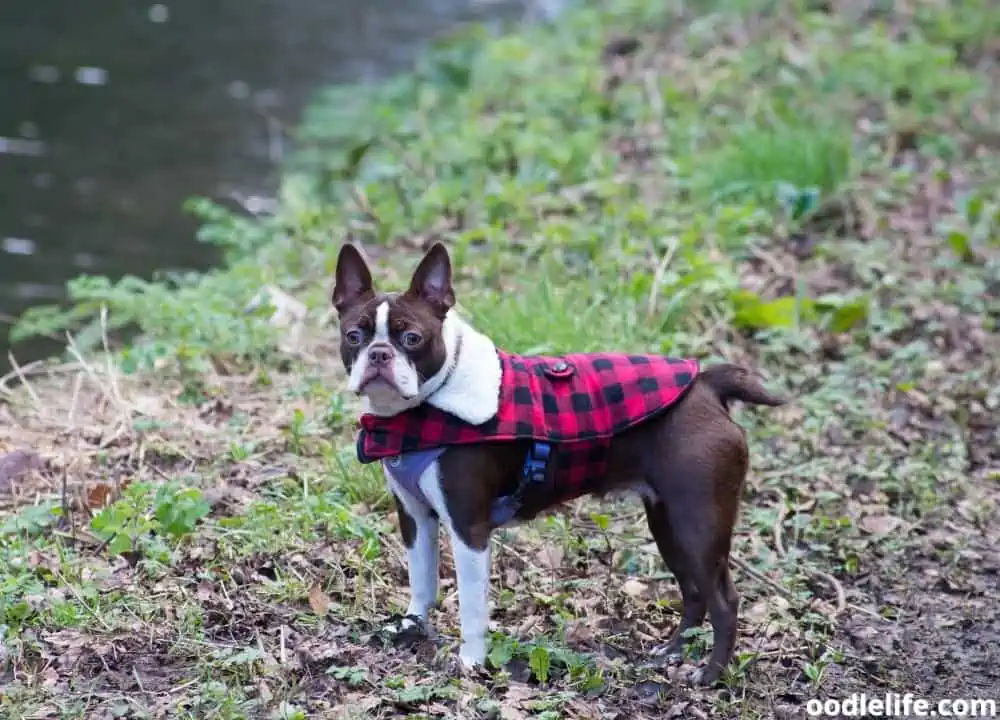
[673,504,739,686]
[645,462,743,686]
[643,498,707,663]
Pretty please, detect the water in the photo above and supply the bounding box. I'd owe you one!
[0,0,538,371]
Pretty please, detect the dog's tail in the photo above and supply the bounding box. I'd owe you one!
[698,363,787,408]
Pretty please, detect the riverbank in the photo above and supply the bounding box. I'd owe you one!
[3,0,999,717]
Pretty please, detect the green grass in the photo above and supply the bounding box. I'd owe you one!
[2,0,1000,717]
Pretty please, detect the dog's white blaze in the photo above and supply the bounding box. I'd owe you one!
[346,301,390,395]
[386,469,440,624]
[353,299,423,414]
[420,462,491,668]
[346,345,371,393]
[374,301,390,341]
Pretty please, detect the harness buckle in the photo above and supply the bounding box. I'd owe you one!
[490,441,553,526]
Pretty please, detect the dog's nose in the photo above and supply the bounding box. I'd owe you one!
[367,344,393,367]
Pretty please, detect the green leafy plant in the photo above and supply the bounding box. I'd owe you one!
[488,634,596,686]
[327,665,369,687]
[90,481,210,561]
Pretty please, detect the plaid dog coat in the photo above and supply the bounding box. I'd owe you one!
[357,350,699,523]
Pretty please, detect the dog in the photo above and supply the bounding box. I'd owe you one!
[332,241,786,685]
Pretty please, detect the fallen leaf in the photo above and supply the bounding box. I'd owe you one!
[563,619,595,645]
[515,615,540,637]
[0,449,43,492]
[308,582,331,615]
[196,581,216,602]
[622,579,647,598]
[745,600,771,625]
[667,701,691,718]
[535,544,564,570]
[85,482,114,509]
[858,514,903,535]
[501,682,536,719]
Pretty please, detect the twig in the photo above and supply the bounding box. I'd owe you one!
[772,503,787,558]
[646,236,679,319]
[67,371,84,426]
[0,358,108,395]
[63,331,119,418]
[52,529,103,546]
[813,570,847,617]
[54,568,112,630]
[747,242,789,277]
[729,555,796,600]
[4,353,42,408]
[60,468,71,533]
[0,358,42,394]
[132,666,148,698]
[730,555,881,621]
[99,306,130,432]
[91,532,116,557]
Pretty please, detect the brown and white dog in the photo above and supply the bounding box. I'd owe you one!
[332,241,786,685]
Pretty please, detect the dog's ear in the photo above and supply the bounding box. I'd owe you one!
[406,242,455,315]
[333,243,375,313]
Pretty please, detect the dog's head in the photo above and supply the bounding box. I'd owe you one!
[332,242,457,416]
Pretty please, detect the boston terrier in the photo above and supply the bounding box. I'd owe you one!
[332,241,787,686]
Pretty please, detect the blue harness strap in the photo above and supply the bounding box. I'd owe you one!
[381,442,554,528]
[490,441,553,526]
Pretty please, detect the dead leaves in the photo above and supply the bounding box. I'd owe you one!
[308,582,332,616]
[622,578,649,598]
[0,447,43,493]
[85,481,115,510]
[535,544,564,571]
[857,513,904,536]
[498,682,535,720]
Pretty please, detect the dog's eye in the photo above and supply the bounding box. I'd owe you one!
[344,328,364,346]
[401,331,422,348]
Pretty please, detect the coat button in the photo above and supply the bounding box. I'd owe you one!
[545,360,574,380]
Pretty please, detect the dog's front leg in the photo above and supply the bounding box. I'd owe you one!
[389,482,439,635]
[399,497,439,624]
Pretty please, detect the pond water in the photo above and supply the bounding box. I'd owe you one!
[0,0,550,370]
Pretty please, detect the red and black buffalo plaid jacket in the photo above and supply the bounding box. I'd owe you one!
[356,350,699,502]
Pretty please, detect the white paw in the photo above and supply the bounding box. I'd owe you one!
[459,645,486,670]
[382,615,432,639]
[650,644,684,665]
[688,666,723,687]
[399,616,424,633]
